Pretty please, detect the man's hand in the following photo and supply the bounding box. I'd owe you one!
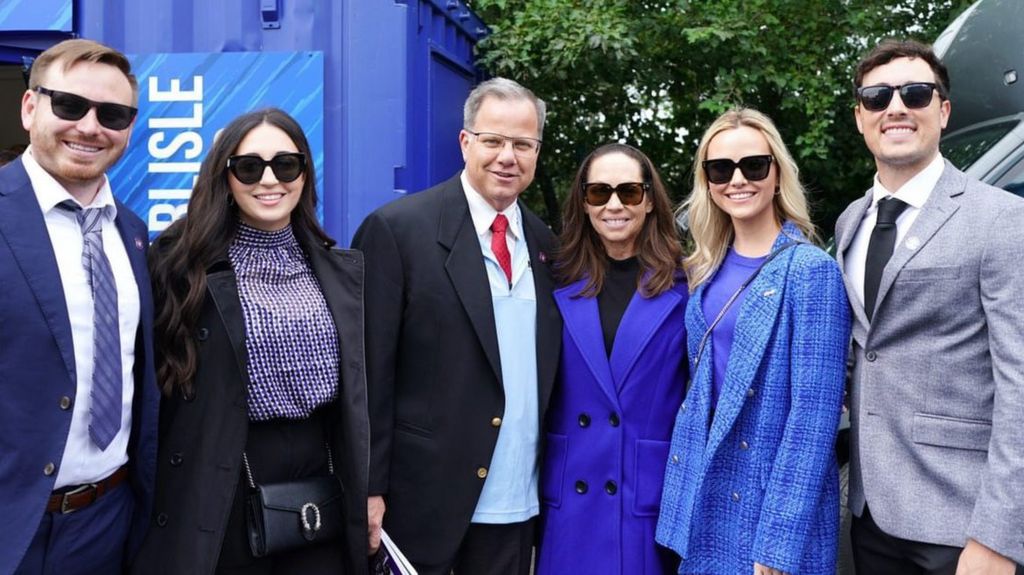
[368,496,386,555]
[754,562,787,575]
[956,539,1017,575]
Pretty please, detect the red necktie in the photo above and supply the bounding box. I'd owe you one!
[491,214,512,285]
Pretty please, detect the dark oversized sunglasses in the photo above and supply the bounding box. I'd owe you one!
[702,155,774,185]
[34,86,138,131]
[856,82,943,112]
[583,182,648,206]
[226,153,307,185]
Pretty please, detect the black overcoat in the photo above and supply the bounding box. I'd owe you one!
[131,232,370,575]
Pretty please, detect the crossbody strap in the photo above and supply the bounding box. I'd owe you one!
[691,241,801,373]
[242,443,335,490]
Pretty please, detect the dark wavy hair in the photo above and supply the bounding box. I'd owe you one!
[149,108,333,396]
[854,39,950,97]
[555,143,683,297]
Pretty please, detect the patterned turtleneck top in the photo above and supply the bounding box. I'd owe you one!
[228,222,340,421]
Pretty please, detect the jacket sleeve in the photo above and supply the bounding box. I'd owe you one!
[351,210,405,496]
[967,199,1024,564]
[751,251,851,572]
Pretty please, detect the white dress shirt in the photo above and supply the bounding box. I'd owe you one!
[24,147,139,487]
[844,154,946,309]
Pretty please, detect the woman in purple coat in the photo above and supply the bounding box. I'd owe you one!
[537,143,686,575]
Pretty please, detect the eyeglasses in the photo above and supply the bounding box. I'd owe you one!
[856,82,943,112]
[582,182,648,206]
[468,131,542,156]
[226,153,307,185]
[702,155,774,185]
[33,86,137,131]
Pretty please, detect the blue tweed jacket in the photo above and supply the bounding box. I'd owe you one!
[656,223,851,575]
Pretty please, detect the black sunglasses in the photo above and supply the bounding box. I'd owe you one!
[583,182,648,206]
[856,82,943,112]
[34,86,137,131]
[226,153,307,185]
[702,155,774,185]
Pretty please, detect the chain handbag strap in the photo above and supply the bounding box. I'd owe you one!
[691,241,801,374]
[242,442,335,490]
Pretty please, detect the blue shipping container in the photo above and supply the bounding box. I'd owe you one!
[0,0,488,244]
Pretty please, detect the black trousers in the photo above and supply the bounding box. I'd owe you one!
[416,518,536,575]
[216,409,345,575]
[852,505,1024,575]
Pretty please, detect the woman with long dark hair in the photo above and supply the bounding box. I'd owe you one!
[656,108,850,575]
[536,143,686,574]
[133,108,369,574]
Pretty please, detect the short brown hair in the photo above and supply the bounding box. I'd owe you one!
[29,39,138,106]
[854,39,950,99]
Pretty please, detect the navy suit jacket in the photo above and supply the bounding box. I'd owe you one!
[0,157,159,573]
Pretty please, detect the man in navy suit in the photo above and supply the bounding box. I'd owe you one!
[0,39,158,574]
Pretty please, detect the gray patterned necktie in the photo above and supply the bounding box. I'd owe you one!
[60,200,122,450]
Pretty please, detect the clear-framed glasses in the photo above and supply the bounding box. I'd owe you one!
[467,130,542,156]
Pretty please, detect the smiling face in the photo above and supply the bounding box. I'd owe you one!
[21,60,135,204]
[228,123,304,232]
[705,126,778,232]
[855,56,950,189]
[458,96,540,211]
[584,152,653,260]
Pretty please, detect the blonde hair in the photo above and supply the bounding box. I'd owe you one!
[681,108,817,290]
[29,39,138,106]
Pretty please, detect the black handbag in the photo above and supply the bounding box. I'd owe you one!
[243,443,345,558]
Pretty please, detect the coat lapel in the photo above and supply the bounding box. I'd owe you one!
[705,229,796,459]
[836,191,872,329]
[0,159,76,385]
[872,164,962,320]
[206,262,252,388]
[522,208,561,410]
[609,284,683,391]
[436,176,502,382]
[555,281,617,405]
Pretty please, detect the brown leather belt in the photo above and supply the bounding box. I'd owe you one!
[46,465,129,514]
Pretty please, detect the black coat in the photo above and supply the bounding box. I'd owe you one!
[132,233,370,575]
[351,173,562,568]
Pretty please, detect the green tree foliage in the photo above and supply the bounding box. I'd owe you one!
[467,0,974,235]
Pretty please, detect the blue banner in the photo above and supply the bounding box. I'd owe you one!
[108,51,325,239]
[0,0,72,32]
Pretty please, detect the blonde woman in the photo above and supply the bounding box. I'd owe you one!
[656,108,850,575]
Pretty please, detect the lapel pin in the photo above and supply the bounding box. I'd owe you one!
[538,251,548,263]
[763,289,776,297]
[135,237,145,250]
[905,236,921,250]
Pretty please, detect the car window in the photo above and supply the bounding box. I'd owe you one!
[995,152,1024,197]
[941,118,1019,170]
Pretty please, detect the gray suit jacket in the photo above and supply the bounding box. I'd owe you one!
[835,161,1024,564]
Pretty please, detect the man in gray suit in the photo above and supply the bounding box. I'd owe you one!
[835,39,1024,575]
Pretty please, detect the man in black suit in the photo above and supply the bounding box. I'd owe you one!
[353,77,561,575]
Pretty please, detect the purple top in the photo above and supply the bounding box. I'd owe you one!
[228,222,340,421]
[701,248,767,408]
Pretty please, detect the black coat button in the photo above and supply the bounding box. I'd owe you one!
[609,413,620,427]
[865,350,877,361]
[575,480,588,494]
[605,480,617,495]
[578,413,591,428]
[196,328,209,341]
[156,513,168,527]
[169,452,183,466]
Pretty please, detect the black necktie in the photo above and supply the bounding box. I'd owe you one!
[864,196,909,322]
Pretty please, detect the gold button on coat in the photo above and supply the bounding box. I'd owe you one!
[490,417,502,428]
[476,467,488,479]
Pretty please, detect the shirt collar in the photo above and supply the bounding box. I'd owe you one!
[871,153,945,210]
[24,145,118,219]
[460,170,522,240]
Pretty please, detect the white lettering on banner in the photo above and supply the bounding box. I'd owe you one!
[146,75,204,234]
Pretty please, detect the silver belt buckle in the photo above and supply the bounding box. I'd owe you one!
[60,482,97,514]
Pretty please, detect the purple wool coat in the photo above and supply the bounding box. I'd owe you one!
[537,274,688,575]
